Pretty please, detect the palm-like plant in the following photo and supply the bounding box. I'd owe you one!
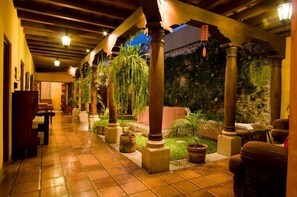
[111,45,149,118]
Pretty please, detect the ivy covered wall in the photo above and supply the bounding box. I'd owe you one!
[164,39,271,126]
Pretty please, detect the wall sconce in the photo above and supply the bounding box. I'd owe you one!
[277,2,292,22]
[54,59,60,67]
[62,34,71,47]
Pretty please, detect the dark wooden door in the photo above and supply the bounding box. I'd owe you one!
[3,38,11,162]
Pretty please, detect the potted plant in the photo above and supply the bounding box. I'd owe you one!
[119,127,136,153]
[93,108,109,135]
[79,67,91,123]
[186,111,208,163]
[111,44,149,151]
[112,44,149,118]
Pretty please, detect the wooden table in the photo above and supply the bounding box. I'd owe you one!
[35,111,55,145]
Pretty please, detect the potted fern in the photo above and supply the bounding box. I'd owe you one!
[111,44,149,152]
[186,111,208,163]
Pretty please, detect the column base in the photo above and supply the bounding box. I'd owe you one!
[105,123,122,143]
[217,133,241,156]
[142,140,170,174]
[72,108,80,121]
[89,114,100,130]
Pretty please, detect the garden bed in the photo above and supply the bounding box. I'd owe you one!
[135,133,217,161]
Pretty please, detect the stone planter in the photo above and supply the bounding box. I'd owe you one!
[119,134,136,153]
[187,144,208,163]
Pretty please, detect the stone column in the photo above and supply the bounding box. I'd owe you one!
[142,28,170,173]
[217,45,241,156]
[89,65,100,130]
[105,64,122,143]
[270,58,282,125]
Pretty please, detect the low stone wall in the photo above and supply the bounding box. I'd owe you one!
[137,106,188,129]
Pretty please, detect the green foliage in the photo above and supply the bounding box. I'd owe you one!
[170,110,207,144]
[96,58,109,88]
[81,68,91,104]
[164,39,226,114]
[111,45,149,117]
[164,39,271,124]
[135,135,217,160]
[73,80,80,107]
[170,119,193,137]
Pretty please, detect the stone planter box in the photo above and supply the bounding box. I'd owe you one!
[137,106,188,130]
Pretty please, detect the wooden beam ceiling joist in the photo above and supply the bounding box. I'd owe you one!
[18,10,110,34]
[230,0,282,21]
[30,0,130,20]
[22,23,103,40]
[13,1,119,29]
[31,51,83,60]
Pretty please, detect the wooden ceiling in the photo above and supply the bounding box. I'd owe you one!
[13,0,290,72]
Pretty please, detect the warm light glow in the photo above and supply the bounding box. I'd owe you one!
[54,59,60,67]
[103,31,108,36]
[277,3,292,21]
[86,49,90,53]
[68,66,77,77]
[62,35,71,47]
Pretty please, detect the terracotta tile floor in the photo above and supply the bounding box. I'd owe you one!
[0,112,234,197]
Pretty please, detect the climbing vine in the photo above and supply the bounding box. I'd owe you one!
[164,39,271,125]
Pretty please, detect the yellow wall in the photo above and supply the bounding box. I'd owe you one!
[281,37,291,118]
[51,83,62,110]
[0,0,34,180]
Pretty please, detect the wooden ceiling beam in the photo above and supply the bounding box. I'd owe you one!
[214,0,261,16]
[245,10,279,26]
[22,22,103,40]
[14,1,119,29]
[91,0,139,11]
[31,51,83,59]
[230,0,282,21]
[162,0,285,57]
[18,10,110,34]
[29,49,85,58]
[27,40,92,51]
[80,7,146,66]
[29,45,86,55]
[25,34,99,47]
[31,0,129,20]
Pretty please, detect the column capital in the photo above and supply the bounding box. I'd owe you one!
[226,46,238,57]
[149,28,165,43]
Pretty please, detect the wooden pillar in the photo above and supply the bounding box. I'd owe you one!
[270,58,282,124]
[223,46,238,134]
[142,27,170,173]
[287,0,297,195]
[105,62,122,143]
[148,28,165,142]
[89,65,99,130]
[108,65,117,124]
[217,45,241,156]
[90,65,98,115]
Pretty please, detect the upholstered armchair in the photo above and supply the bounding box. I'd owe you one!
[229,141,287,197]
[270,119,289,144]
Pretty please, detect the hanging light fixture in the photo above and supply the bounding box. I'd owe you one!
[54,59,60,67]
[277,2,292,22]
[62,34,71,47]
[200,25,209,57]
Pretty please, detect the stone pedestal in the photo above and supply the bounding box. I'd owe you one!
[217,133,241,156]
[89,114,100,130]
[142,140,170,173]
[105,123,122,143]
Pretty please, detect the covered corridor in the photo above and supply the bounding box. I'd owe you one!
[0,112,233,197]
